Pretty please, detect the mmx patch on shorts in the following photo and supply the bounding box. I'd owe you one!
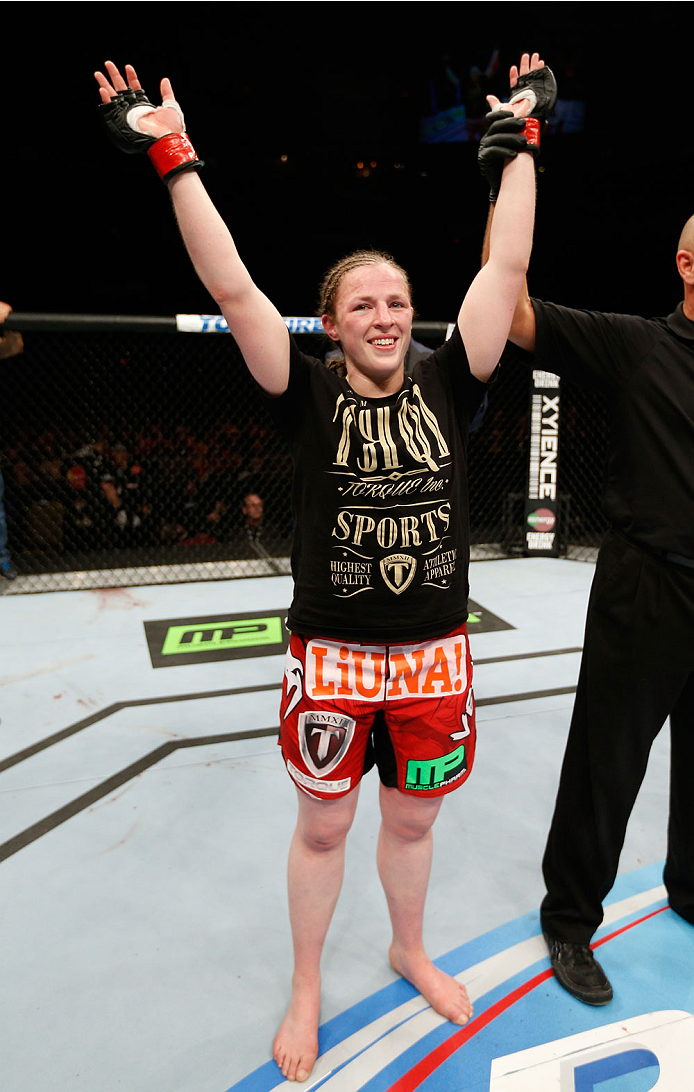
[279,625,475,800]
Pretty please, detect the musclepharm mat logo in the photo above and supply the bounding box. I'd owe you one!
[161,617,284,655]
[144,610,289,668]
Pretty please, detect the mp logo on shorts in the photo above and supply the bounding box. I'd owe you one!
[144,610,288,668]
[298,711,356,778]
[406,743,467,791]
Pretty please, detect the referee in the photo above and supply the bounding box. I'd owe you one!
[507,216,694,1005]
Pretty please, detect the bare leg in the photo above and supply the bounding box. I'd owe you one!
[273,783,360,1082]
[377,784,472,1025]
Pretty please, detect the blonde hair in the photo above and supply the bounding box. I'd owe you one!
[318,249,413,318]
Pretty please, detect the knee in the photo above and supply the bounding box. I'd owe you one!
[381,807,436,844]
[379,786,442,842]
[384,818,432,844]
[299,823,350,854]
[296,805,354,853]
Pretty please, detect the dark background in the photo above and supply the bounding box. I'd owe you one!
[3,6,689,324]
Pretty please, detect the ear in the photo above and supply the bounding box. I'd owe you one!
[322,313,340,342]
[676,249,694,285]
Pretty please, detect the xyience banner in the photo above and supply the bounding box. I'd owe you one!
[524,370,560,557]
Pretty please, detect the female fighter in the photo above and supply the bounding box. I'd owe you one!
[95,53,551,1082]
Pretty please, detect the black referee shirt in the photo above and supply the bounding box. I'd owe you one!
[523,299,694,559]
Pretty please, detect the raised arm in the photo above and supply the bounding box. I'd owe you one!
[508,275,536,351]
[480,204,536,351]
[459,53,553,377]
[95,63,290,395]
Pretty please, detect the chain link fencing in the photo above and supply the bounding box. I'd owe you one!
[0,316,609,594]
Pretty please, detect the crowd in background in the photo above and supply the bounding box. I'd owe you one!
[0,322,607,576]
[1,416,293,564]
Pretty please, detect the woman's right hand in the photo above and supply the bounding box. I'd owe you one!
[95,61,185,142]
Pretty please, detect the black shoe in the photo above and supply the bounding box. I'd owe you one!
[0,562,16,580]
[543,932,613,1006]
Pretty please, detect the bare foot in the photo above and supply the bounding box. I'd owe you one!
[272,975,320,1082]
[389,944,473,1025]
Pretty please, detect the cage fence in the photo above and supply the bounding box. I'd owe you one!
[0,315,608,594]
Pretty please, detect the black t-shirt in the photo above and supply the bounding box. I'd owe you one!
[527,299,694,557]
[266,326,488,641]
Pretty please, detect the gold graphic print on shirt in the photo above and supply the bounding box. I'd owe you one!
[328,384,457,597]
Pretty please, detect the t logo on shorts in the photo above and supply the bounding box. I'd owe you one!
[405,743,467,791]
[298,711,356,778]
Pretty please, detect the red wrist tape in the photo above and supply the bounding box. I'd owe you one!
[524,118,540,147]
[147,133,202,183]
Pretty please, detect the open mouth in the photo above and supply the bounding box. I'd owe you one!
[369,337,397,348]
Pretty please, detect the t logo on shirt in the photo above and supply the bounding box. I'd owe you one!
[380,554,417,594]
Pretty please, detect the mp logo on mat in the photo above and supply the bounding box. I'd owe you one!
[144,609,289,668]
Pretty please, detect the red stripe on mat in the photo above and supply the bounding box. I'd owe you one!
[386,905,669,1092]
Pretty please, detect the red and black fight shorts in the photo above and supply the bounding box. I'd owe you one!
[279,624,476,800]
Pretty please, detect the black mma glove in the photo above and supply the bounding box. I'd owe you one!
[479,61,558,203]
[508,65,558,125]
[100,87,160,153]
[99,86,203,184]
[478,110,530,203]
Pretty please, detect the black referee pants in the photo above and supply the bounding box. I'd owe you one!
[540,531,694,944]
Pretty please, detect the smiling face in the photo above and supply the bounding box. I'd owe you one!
[322,263,414,397]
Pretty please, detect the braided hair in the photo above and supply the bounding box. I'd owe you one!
[318,250,413,370]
